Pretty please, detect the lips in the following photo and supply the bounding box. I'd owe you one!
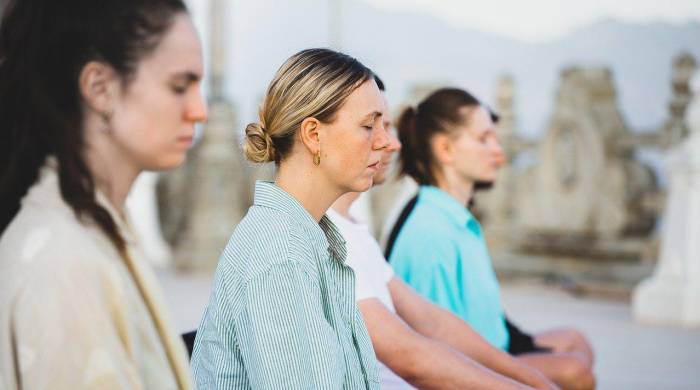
[178,135,194,143]
[368,161,382,171]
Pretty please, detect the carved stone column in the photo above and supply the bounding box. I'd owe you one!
[632,69,700,327]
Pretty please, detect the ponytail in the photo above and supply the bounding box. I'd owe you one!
[396,88,482,186]
[397,106,433,185]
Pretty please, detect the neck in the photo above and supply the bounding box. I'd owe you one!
[275,158,342,222]
[83,122,141,217]
[435,170,474,207]
[332,191,361,220]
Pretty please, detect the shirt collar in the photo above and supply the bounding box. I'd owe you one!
[253,181,347,263]
[418,185,481,235]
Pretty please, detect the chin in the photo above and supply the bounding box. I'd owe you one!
[149,153,187,171]
[373,171,388,185]
[349,177,373,193]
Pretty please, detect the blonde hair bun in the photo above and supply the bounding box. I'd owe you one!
[244,122,276,163]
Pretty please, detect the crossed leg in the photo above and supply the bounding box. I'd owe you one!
[534,327,594,367]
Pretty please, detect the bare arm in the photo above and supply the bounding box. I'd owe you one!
[388,278,557,390]
[358,298,534,390]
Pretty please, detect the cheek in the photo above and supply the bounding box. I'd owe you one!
[112,92,187,168]
[329,131,372,173]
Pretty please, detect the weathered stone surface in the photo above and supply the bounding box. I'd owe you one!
[159,99,250,271]
[633,69,700,327]
[515,67,657,243]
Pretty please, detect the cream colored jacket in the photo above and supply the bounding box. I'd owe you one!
[0,161,191,389]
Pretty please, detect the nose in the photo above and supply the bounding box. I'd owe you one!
[186,88,208,124]
[491,137,506,167]
[385,129,402,153]
[373,123,391,151]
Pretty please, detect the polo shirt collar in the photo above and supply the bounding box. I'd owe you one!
[253,181,347,262]
[418,185,481,235]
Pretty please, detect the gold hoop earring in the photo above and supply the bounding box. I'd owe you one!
[313,150,321,166]
[100,109,113,133]
[102,109,113,122]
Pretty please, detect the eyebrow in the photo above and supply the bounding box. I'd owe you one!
[362,111,383,122]
[172,71,202,83]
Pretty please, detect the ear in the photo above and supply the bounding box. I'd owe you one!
[79,61,118,115]
[431,133,455,166]
[298,116,322,155]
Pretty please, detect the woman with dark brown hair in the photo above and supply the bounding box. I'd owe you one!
[388,88,596,390]
[0,0,207,387]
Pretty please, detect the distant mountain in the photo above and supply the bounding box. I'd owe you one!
[340,3,700,138]
[221,0,699,143]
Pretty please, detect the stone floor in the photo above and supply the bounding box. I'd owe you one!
[157,269,700,390]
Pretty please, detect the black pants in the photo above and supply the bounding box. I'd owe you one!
[505,317,551,355]
[182,330,197,357]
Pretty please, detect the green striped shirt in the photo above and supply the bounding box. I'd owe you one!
[191,181,380,389]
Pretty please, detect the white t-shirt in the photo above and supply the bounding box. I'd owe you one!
[328,209,416,390]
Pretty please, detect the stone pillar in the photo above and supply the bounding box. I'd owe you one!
[632,69,700,327]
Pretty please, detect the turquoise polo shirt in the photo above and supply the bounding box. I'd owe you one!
[389,186,509,350]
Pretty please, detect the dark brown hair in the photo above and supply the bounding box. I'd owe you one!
[0,0,187,253]
[397,87,481,186]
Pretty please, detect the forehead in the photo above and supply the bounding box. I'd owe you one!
[138,13,203,75]
[460,105,493,135]
[337,79,384,119]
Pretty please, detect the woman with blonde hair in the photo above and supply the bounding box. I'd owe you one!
[0,0,206,388]
[191,48,389,389]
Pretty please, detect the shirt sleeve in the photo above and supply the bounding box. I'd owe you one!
[201,261,345,390]
[405,257,467,319]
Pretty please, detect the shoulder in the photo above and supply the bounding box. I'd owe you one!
[216,205,314,284]
[392,202,454,254]
[0,201,125,313]
[1,198,112,274]
[389,205,460,272]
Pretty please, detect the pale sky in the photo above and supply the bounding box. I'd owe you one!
[367,0,700,42]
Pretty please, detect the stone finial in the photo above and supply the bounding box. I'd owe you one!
[667,53,697,143]
[687,67,700,137]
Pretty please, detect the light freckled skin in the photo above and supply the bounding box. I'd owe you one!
[319,79,388,193]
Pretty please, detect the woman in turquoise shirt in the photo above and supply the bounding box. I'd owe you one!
[389,88,596,390]
[191,49,389,389]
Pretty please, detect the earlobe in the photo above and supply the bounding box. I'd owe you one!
[299,117,322,157]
